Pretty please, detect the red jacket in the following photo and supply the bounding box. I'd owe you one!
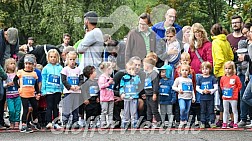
[220,75,242,100]
[189,41,213,74]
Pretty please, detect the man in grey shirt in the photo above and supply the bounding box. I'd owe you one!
[77,11,104,71]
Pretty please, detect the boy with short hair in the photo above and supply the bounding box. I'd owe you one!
[143,58,162,128]
[120,60,141,128]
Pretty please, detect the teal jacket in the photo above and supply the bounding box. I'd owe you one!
[120,74,141,99]
[41,63,63,95]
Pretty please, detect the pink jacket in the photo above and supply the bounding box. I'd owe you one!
[189,41,213,74]
[98,74,114,102]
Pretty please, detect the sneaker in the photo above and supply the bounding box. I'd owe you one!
[238,120,246,127]
[222,123,227,129]
[72,123,80,129]
[54,124,63,129]
[233,124,238,129]
[210,123,217,128]
[30,121,41,130]
[46,123,53,129]
[245,123,252,128]
[229,121,234,128]
[216,120,223,127]
[78,119,85,127]
[200,124,205,129]
[20,126,33,133]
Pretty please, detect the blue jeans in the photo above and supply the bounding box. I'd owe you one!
[178,99,191,121]
[200,100,215,124]
[242,75,252,109]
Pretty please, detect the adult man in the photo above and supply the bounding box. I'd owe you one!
[0,27,19,129]
[27,37,35,52]
[125,13,156,63]
[56,33,71,53]
[152,8,182,41]
[77,11,104,70]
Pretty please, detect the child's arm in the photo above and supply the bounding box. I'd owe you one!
[209,84,218,94]
[41,67,47,95]
[61,73,73,90]
[119,78,125,99]
[171,89,177,104]
[13,75,20,88]
[98,76,110,89]
[172,78,180,92]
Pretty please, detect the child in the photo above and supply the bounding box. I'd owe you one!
[196,61,218,129]
[158,64,176,127]
[13,55,40,133]
[61,51,83,129]
[81,65,101,128]
[3,58,21,129]
[220,61,242,128]
[41,49,63,129]
[120,60,141,128]
[143,58,162,128]
[98,62,114,128]
[156,27,181,68]
[146,51,159,73]
[172,64,196,128]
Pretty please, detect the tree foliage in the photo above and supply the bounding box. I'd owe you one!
[0,0,251,45]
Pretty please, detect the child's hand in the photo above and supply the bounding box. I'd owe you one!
[153,94,157,101]
[179,89,183,94]
[7,82,14,86]
[84,100,90,105]
[120,94,125,100]
[70,86,75,91]
[36,94,41,100]
[75,86,80,91]
[108,79,114,84]
[192,99,196,103]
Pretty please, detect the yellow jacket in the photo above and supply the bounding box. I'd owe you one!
[211,34,234,78]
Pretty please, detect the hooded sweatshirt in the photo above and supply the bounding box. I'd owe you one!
[211,34,234,77]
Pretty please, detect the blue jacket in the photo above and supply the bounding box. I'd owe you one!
[120,74,141,99]
[0,29,19,67]
[41,63,63,95]
[159,78,176,105]
[152,22,182,41]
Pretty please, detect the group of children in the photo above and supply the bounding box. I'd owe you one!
[0,44,243,133]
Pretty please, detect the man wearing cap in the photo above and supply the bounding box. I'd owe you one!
[0,27,19,129]
[0,27,19,66]
[77,11,104,70]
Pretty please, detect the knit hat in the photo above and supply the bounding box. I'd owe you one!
[7,28,18,45]
[236,40,248,54]
[24,56,35,64]
[158,64,173,78]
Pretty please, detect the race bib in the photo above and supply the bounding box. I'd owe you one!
[222,88,233,98]
[200,81,213,89]
[107,84,114,90]
[68,76,79,86]
[182,82,193,92]
[7,86,18,92]
[159,85,170,96]
[48,74,60,86]
[229,79,235,85]
[23,76,36,87]
[125,84,136,94]
[89,86,99,96]
[144,78,152,89]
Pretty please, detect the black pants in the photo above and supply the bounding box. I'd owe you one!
[146,95,161,122]
[0,92,6,125]
[190,103,201,124]
[45,92,61,123]
[85,100,101,121]
[173,102,180,122]
[200,100,215,124]
[21,97,38,124]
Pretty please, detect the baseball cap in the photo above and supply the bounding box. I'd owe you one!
[24,56,35,64]
[7,27,18,45]
[236,40,248,54]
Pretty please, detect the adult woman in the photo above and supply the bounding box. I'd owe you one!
[188,23,213,74]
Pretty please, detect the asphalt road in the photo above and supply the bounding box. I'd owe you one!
[1,129,252,141]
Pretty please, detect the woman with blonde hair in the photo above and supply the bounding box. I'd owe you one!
[188,23,213,74]
[182,26,191,53]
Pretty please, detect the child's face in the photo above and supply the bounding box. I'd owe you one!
[49,52,58,65]
[8,61,16,71]
[180,66,190,77]
[133,60,141,73]
[61,52,67,61]
[143,62,149,71]
[67,54,77,68]
[224,64,233,75]
[160,70,166,78]
[90,69,97,79]
[126,64,136,76]
[166,32,175,42]
[24,62,34,71]
[106,67,113,75]
[202,66,210,75]
[180,56,190,65]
